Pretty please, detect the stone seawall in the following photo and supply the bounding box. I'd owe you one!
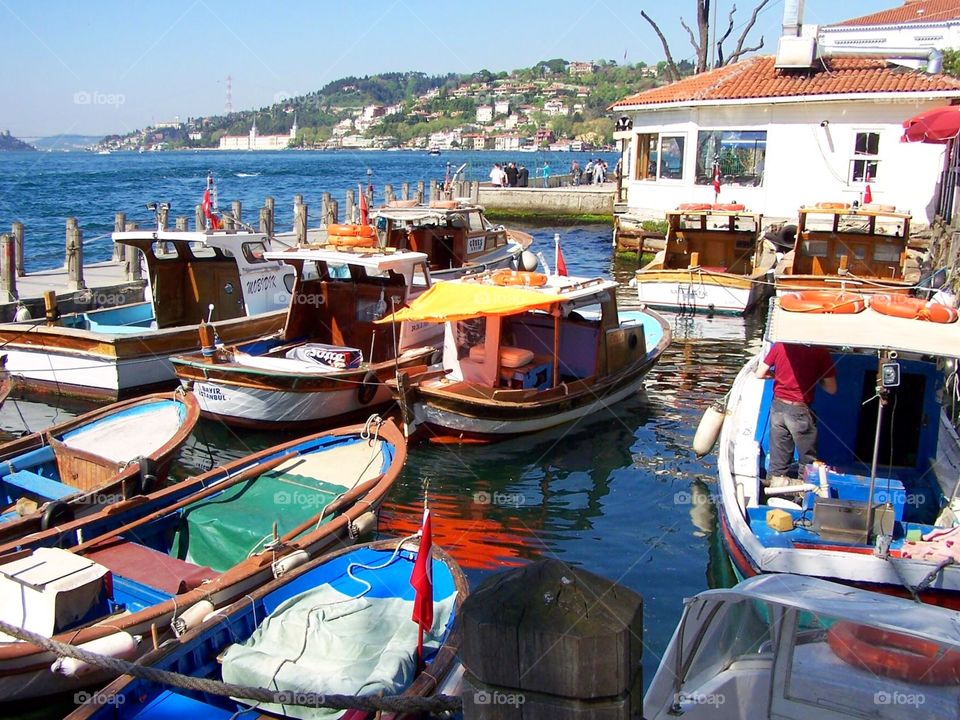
[477,186,615,218]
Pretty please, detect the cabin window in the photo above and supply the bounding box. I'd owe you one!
[658,136,685,180]
[241,241,268,263]
[873,242,901,263]
[154,242,179,260]
[634,134,659,181]
[695,130,766,187]
[634,133,685,181]
[851,131,880,183]
[188,242,218,259]
[455,317,486,359]
[801,240,829,257]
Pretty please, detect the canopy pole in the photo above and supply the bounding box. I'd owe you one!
[552,306,561,388]
[866,354,890,545]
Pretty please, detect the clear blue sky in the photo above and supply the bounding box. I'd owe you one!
[0,0,899,137]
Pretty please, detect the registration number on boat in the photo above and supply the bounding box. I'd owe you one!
[467,236,486,254]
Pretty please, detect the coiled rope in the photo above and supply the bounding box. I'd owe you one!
[0,619,462,714]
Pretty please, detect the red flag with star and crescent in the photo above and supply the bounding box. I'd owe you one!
[410,507,433,637]
[202,188,221,230]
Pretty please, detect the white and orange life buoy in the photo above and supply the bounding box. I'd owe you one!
[712,203,746,211]
[870,294,958,323]
[326,224,377,247]
[780,290,866,314]
[828,621,960,685]
[490,270,548,287]
[814,202,851,210]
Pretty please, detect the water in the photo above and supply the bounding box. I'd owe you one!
[0,150,766,709]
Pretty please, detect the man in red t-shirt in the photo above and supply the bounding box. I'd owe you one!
[755,343,837,485]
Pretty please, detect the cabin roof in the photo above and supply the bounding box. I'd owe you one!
[766,299,960,357]
[112,229,269,246]
[704,575,960,647]
[799,206,912,221]
[262,246,428,273]
[373,204,486,223]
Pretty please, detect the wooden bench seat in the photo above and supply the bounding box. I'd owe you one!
[85,537,216,595]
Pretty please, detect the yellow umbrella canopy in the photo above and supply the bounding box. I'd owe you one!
[377,281,565,324]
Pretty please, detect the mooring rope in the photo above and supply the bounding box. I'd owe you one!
[0,619,462,714]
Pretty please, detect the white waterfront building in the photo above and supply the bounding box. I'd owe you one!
[219,115,297,151]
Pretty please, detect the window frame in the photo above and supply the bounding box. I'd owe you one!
[633,131,686,183]
[695,129,767,188]
[850,129,881,184]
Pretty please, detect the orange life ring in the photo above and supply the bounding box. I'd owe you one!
[780,290,866,314]
[327,224,377,239]
[814,202,851,210]
[677,203,711,211]
[712,203,746,211]
[870,294,958,323]
[828,621,960,685]
[491,270,548,287]
[328,235,376,248]
[429,200,459,209]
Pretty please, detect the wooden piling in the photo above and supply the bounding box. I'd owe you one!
[0,234,16,301]
[43,290,57,325]
[401,182,410,201]
[328,200,339,227]
[112,213,126,261]
[428,180,438,205]
[124,221,142,281]
[11,221,24,276]
[175,216,188,231]
[471,181,480,204]
[157,204,169,231]
[65,217,85,291]
[415,181,425,204]
[384,184,394,205]
[321,192,332,226]
[345,189,356,224]
[459,559,644,719]
[259,207,271,235]
[294,203,308,245]
[231,200,242,228]
[195,204,204,231]
[264,196,275,236]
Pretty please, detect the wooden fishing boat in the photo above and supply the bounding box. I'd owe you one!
[775,203,917,295]
[714,294,960,608]
[370,201,536,279]
[0,229,295,400]
[0,391,199,545]
[68,537,467,720]
[0,416,404,699]
[170,247,441,429]
[633,206,776,315]
[385,270,671,442]
[645,574,960,719]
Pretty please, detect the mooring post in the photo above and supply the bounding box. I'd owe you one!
[321,192,332,226]
[294,202,308,245]
[384,184,394,205]
[471,181,480,204]
[401,182,410,201]
[428,179,438,205]
[112,213,126,261]
[195,204,204,231]
[175,216,188,231]
[459,559,644,719]
[124,221,142,281]
[65,217,85,291]
[11,221,24,276]
[265,196,275,236]
[416,181,425,204]
[222,203,235,231]
[231,200,242,229]
[157,204,169,231]
[43,289,57,325]
[345,188,356,224]
[328,199,339,226]
[259,207,271,235]
[0,234,17,302]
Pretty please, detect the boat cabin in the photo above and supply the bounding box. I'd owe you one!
[372,203,520,272]
[645,574,960,720]
[778,205,913,292]
[113,230,294,328]
[655,208,764,274]
[263,246,439,360]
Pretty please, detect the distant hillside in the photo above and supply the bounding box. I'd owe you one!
[31,135,103,151]
[0,131,35,151]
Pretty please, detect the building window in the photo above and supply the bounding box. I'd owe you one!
[851,131,880,182]
[695,130,767,187]
[634,133,685,181]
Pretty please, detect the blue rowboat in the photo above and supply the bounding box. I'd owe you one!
[68,537,467,720]
[0,417,406,700]
[0,391,200,544]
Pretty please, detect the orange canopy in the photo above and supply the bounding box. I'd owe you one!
[377,281,565,323]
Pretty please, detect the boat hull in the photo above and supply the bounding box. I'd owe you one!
[635,270,771,315]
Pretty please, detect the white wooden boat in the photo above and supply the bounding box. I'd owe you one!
[715,294,960,607]
[645,574,960,719]
[0,230,295,400]
[634,206,775,315]
[170,247,442,429]
[386,270,671,443]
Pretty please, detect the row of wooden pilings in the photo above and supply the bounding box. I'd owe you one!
[0,179,483,302]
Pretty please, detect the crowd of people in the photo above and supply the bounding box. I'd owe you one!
[488,158,610,188]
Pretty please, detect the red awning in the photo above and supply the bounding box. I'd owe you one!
[902,105,960,144]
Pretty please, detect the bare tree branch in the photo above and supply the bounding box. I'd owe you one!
[641,10,682,81]
[696,0,711,72]
[727,37,765,64]
[680,17,700,58]
[730,0,774,64]
[715,5,737,67]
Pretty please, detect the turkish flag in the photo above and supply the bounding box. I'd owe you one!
[555,234,568,276]
[712,162,721,196]
[410,508,433,635]
[202,189,220,230]
[358,184,369,226]
[864,170,873,204]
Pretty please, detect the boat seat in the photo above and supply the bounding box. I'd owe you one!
[468,345,534,368]
[85,537,216,595]
[3,469,76,501]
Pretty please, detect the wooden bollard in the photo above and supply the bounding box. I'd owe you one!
[65,217,85,291]
[124,221,142,281]
[384,184,394,205]
[0,234,16,301]
[158,205,169,231]
[327,199,339,226]
[43,289,58,325]
[175,216,188,231]
[112,213,126,261]
[471,181,480,204]
[401,182,410,201]
[222,203,235,231]
[345,189,356,224]
[321,192,332,226]
[231,200,242,228]
[265,196,275,214]
[415,181,425,204]
[259,207,271,236]
[11,221,24,276]
[294,203,308,245]
[428,179,438,205]
[459,559,643,719]
[195,204,204,231]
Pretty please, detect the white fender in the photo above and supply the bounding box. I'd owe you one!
[51,631,138,677]
[272,549,310,578]
[350,510,378,540]
[693,401,726,457]
[171,599,216,637]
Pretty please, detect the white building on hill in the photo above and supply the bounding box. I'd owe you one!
[219,115,297,150]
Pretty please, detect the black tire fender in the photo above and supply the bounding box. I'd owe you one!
[40,500,75,531]
[357,370,379,405]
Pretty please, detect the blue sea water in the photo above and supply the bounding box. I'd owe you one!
[0,149,764,713]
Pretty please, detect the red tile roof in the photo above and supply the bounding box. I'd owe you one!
[837,0,960,27]
[611,55,960,108]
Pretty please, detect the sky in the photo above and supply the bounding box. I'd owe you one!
[0,0,902,138]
